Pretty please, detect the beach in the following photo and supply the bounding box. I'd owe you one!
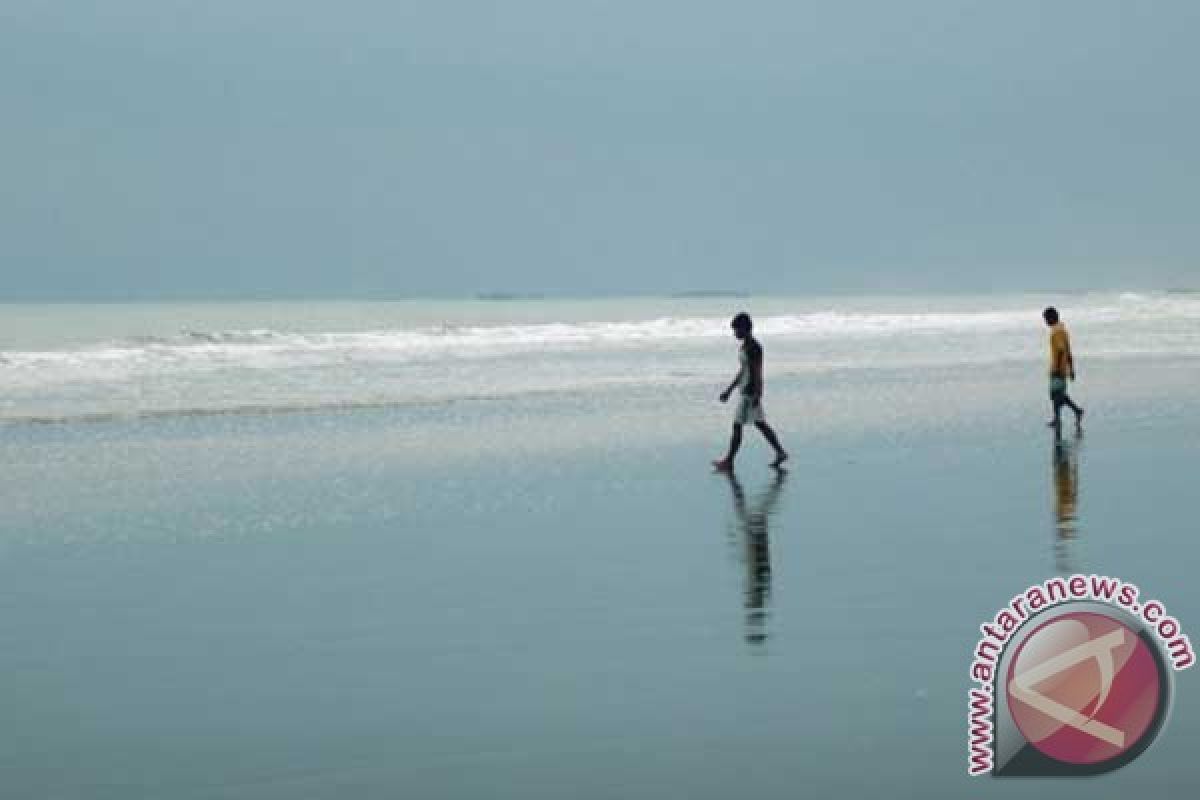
[3,294,1200,797]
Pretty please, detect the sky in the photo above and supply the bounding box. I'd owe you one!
[2,1,1198,300]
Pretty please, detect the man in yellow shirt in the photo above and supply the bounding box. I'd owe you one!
[1043,307,1084,431]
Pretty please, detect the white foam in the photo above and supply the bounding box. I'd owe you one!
[2,292,1198,424]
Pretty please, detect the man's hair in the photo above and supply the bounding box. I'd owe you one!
[731,312,752,331]
[1043,307,1060,325]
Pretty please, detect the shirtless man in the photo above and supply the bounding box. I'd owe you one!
[713,312,788,471]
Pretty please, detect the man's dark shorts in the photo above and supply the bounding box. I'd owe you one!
[1049,374,1068,407]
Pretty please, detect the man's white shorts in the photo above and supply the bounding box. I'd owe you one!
[734,394,764,425]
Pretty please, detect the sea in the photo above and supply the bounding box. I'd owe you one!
[3,291,1198,425]
[3,291,1200,798]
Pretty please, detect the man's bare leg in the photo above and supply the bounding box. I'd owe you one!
[1064,395,1084,430]
[754,420,788,467]
[713,423,743,471]
[1048,394,1064,429]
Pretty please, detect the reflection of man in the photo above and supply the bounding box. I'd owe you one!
[1052,438,1080,574]
[723,470,787,646]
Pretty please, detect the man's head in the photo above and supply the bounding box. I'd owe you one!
[731,312,752,340]
[1043,307,1060,327]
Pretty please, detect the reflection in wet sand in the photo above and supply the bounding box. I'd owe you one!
[721,470,787,647]
[1052,435,1082,574]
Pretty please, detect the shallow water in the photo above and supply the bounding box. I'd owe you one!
[3,329,1199,796]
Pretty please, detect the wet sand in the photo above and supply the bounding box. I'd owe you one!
[2,357,1199,798]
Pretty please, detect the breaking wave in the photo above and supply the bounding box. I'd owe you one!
[2,292,1198,425]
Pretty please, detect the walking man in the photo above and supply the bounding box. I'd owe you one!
[1043,306,1084,433]
[713,312,788,471]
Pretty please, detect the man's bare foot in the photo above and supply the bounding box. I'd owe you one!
[770,451,789,468]
[712,458,734,472]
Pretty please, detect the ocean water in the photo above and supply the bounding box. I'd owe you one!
[3,293,1200,798]
[3,292,1199,424]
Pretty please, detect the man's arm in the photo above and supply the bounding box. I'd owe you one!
[719,367,743,402]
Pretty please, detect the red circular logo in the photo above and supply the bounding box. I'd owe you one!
[1006,611,1162,765]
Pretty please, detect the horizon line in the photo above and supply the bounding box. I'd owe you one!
[1,287,1195,305]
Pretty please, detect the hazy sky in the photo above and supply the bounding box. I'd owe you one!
[3,1,1198,300]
